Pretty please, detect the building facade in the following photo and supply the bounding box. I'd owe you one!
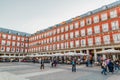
[0,28,30,58]
[0,1,120,61]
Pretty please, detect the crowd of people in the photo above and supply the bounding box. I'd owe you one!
[33,56,120,75]
[100,59,120,75]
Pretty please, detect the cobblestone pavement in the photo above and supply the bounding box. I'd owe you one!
[0,62,120,80]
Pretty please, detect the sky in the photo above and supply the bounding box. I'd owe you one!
[0,0,118,34]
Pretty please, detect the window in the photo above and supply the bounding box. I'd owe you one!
[80,20,85,27]
[50,37,52,43]
[86,18,92,25]
[16,48,20,52]
[47,38,49,43]
[110,10,117,18]
[1,47,5,52]
[103,35,110,44]
[87,28,92,35]
[8,35,11,39]
[25,49,28,53]
[61,27,64,33]
[70,24,74,30]
[57,29,60,34]
[113,34,120,43]
[22,37,24,41]
[57,36,59,41]
[11,48,15,52]
[102,23,109,32]
[61,34,64,40]
[17,37,20,41]
[57,44,60,49]
[75,31,79,37]
[44,39,46,43]
[65,42,69,48]
[2,34,6,39]
[88,38,93,46]
[12,36,16,40]
[75,22,79,28]
[65,33,68,40]
[53,36,56,42]
[65,26,68,31]
[111,21,119,30]
[81,29,85,36]
[61,43,64,49]
[1,40,6,45]
[20,48,23,52]
[101,13,107,21]
[6,41,10,46]
[93,16,99,23]
[53,30,56,35]
[70,32,74,38]
[75,40,79,47]
[6,47,10,52]
[46,46,48,50]
[95,37,101,45]
[25,43,28,47]
[21,43,24,47]
[52,45,55,50]
[81,39,86,47]
[70,41,74,48]
[94,25,100,34]
[12,42,15,46]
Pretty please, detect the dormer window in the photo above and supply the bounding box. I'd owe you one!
[86,18,92,25]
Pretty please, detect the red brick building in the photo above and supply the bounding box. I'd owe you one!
[0,1,120,61]
[0,28,30,59]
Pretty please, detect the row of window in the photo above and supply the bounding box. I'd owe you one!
[29,33,120,52]
[1,34,28,42]
[0,47,28,53]
[29,21,119,46]
[29,9,118,41]
[1,40,28,47]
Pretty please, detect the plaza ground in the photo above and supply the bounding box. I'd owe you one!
[0,62,120,80]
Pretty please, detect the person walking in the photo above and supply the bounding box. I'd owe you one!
[114,60,119,71]
[40,59,44,70]
[101,60,107,75]
[72,59,76,72]
[108,60,114,73]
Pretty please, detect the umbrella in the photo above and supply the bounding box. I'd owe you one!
[97,49,120,54]
[52,53,64,56]
[64,52,77,56]
[76,53,89,56]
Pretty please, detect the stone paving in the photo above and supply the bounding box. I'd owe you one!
[0,62,119,80]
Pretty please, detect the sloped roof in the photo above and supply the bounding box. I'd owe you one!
[0,27,31,37]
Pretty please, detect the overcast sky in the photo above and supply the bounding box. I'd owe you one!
[0,0,117,34]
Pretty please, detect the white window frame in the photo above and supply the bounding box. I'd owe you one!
[111,21,119,30]
[80,20,85,27]
[110,10,117,18]
[75,22,79,28]
[93,16,99,23]
[95,37,101,45]
[75,40,79,47]
[94,25,100,34]
[70,24,74,30]
[81,29,85,36]
[87,28,92,35]
[86,18,92,25]
[88,38,93,46]
[75,31,79,37]
[113,34,120,43]
[102,23,109,32]
[103,35,110,44]
[81,39,86,47]
[101,13,107,21]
